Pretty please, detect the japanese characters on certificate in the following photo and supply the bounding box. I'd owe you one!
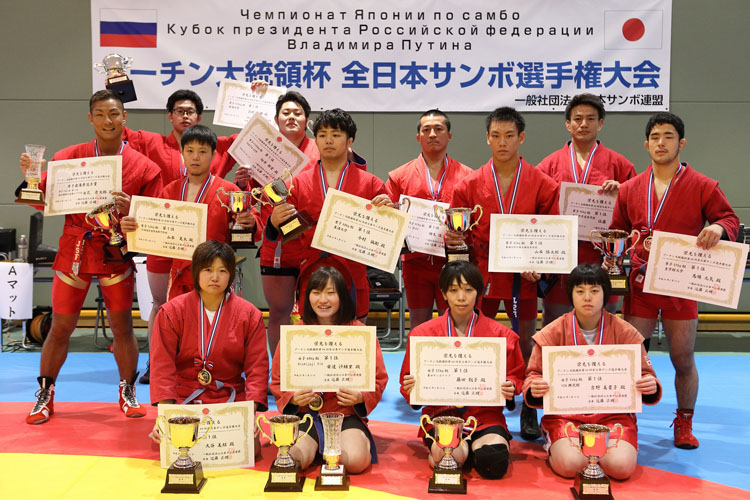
[44,156,122,216]
[399,195,448,257]
[542,344,642,415]
[312,189,411,273]
[280,325,376,392]
[126,195,207,260]
[0,262,33,320]
[644,230,748,309]
[213,79,286,128]
[159,401,255,470]
[227,113,310,186]
[409,336,506,407]
[558,182,617,240]
[488,214,578,273]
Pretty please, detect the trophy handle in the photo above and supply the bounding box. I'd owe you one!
[419,415,436,445]
[122,56,134,69]
[250,187,264,205]
[298,414,313,440]
[256,414,272,442]
[564,422,581,450]
[194,416,214,444]
[94,63,107,74]
[468,205,483,230]
[624,229,641,255]
[608,423,624,449]
[156,415,170,443]
[589,230,605,254]
[216,187,233,211]
[399,197,411,213]
[434,205,447,228]
[461,416,478,445]
[280,168,293,185]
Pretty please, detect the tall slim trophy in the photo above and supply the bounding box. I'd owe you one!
[251,169,313,243]
[590,229,640,295]
[420,414,478,494]
[315,412,349,490]
[217,188,256,249]
[565,423,623,500]
[257,414,313,492]
[16,144,46,205]
[157,415,214,493]
[434,205,483,262]
[94,53,137,102]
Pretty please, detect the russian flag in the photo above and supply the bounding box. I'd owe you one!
[99,9,157,48]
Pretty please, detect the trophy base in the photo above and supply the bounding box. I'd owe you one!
[106,78,137,103]
[264,462,306,492]
[280,210,314,243]
[15,189,45,205]
[315,465,349,490]
[428,467,467,494]
[571,470,613,500]
[608,273,630,296]
[230,228,257,249]
[161,462,206,494]
[445,246,470,262]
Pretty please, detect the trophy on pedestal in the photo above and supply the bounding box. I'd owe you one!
[420,414,478,494]
[94,53,137,102]
[86,201,126,250]
[565,422,624,500]
[257,414,313,492]
[315,412,349,490]
[157,415,214,493]
[589,229,640,295]
[16,144,46,205]
[251,169,313,243]
[217,188,256,249]
[434,205,483,262]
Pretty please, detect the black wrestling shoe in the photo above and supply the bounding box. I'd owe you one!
[138,362,150,385]
[520,403,541,441]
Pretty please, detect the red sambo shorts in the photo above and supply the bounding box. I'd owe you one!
[540,413,639,451]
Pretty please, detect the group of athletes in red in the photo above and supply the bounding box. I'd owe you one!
[17,85,738,482]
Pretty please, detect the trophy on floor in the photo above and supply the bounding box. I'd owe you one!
[420,414,478,494]
[251,169,313,243]
[16,144,46,205]
[315,412,349,490]
[565,422,623,500]
[590,229,640,295]
[94,53,137,102]
[434,205,483,262]
[257,414,313,492]
[217,188,256,249]
[157,415,214,493]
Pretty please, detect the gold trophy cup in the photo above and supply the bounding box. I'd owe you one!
[590,229,640,295]
[257,413,313,492]
[16,144,46,205]
[85,201,125,247]
[156,415,214,493]
[315,412,349,490]
[94,53,137,102]
[217,188,256,249]
[251,169,313,243]
[565,422,624,500]
[434,205,483,262]
[420,414,478,494]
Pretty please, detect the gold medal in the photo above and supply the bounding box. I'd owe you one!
[197,368,212,386]
[643,235,653,252]
[309,393,323,411]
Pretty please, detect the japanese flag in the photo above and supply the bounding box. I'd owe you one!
[604,10,664,50]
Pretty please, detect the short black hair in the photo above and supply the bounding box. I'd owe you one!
[191,241,236,294]
[438,261,484,306]
[313,108,357,140]
[167,89,204,116]
[565,93,605,121]
[301,266,356,325]
[417,109,451,132]
[565,263,612,305]
[89,89,124,112]
[276,91,312,119]
[181,124,217,152]
[485,106,525,133]
[645,112,685,141]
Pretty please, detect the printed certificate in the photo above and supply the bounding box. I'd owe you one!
[488,214,578,273]
[227,113,310,186]
[542,344,642,415]
[312,189,411,273]
[126,195,208,260]
[158,401,255,470]
[400,195,448,258]
[44,156,122,216]
[643,230,748,309]
[558,182,617,241]
[280,324,376,392]
[213,79,286,128]
[409,336,506,407]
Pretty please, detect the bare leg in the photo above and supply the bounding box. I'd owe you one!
[662,318,699,409]
[429,440,469,469]
[548,438,589,478]
[340,428,372,473]
[261,274,297,358]
[517,319,537,363]
[108,309,138,381]
[289,433,318,470]
[599,440,638,480]
[541,301,572,328]
[408,307,434,330]
[39,312,80,379]
[146,271,169,347]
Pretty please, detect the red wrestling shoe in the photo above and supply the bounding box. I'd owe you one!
[26,377,55,425]
[671,409,699,449]
[119,378,147,418]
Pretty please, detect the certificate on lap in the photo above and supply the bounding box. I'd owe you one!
[410,336,506,407]
[44,156,122,216]
[312,189,411,273]
[643,230,748,309]
[280,325,376,392]
[126,195,208,260]
[558,182,617,240]
[542,344,642,415]
[213,79,286,128]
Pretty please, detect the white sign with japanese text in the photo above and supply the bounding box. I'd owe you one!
[0,263,33,320]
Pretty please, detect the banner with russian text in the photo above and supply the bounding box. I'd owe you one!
[91,0,672,112]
